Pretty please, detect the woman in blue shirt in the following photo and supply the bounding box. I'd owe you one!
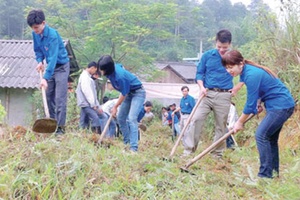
[221,50,295,179]
[98,55,146,153]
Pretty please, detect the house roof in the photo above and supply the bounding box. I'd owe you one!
[155,62,197,82]
[0,39,79,89]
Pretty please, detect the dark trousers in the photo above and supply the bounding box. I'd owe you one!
[46,63,70,127]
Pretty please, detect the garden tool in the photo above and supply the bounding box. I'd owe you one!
[162,94,205,161]
[98,114,113,144]
[180,114,255,173]
[32,71,57,133]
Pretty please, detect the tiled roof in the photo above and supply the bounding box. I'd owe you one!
[0,39,79,89]
[155,62,197,80]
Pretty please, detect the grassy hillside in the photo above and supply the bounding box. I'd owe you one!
[0,112,299,199]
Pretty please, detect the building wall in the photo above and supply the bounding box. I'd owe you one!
[156,68,186,83]
[0,88,34,127]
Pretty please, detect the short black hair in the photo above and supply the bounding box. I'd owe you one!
[88,61,97,68]
[144,101,153,107]
[27,9,45,27]
[103,96,109,104]
[216,29,232,44]
[97,55,115,76]
[181,86,189,91]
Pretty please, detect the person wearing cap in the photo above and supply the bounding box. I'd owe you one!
[27,9,70,136]
[97,55,146,153]
[76,61,103,134]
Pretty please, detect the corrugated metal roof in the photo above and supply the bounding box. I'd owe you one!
[155,62,197,80]
[0,39,79,89]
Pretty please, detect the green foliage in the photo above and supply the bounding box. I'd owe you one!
[0,116,299,199]
[147,99,164,119]
[0,100,6,123]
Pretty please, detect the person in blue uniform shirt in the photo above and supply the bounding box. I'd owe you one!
[137,101,153,123]
[27,9,70,136]
[182,29,244,157]
[222,49,295,179]
[97,55,146,153]
[173,86,195,131]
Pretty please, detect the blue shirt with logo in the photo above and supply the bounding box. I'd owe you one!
[107,64,142,96]
[180,94,195,114]
[32,24,69,80]
[196,49,233,89]
[241,64,295,114]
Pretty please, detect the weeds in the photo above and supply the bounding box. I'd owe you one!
[0,113,299,199]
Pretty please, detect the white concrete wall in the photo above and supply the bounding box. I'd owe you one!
[0,88,34,127]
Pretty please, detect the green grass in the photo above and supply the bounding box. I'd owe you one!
[0,117,299,200]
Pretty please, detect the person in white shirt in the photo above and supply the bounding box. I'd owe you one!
[101,98,119,137]
[226,102,239,148]
[76,61,103,133]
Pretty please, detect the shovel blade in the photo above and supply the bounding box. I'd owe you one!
[32,118,57,133]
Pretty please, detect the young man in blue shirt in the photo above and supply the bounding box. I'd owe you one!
[182,29,244,157]
[222,49,294,179]
[27,9,70,136]
[98,55,146,153]
[173,86,196,131]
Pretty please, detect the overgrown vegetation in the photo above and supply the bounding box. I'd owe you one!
[1,0,300,199]
[0,111,299,199]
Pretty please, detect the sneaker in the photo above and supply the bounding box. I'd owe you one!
[55,127,65,137]
[122,148,138,155]
[210,153,223,160]
[180,150,192,158]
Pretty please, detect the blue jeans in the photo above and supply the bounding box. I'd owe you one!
[79,107,101,129]
[117,88,146,151]
[173,123,181,136]
[46,63,70,127]
[255,107,294,178]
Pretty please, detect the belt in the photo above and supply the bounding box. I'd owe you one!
[56,63,65,68]
[208,88,230,92]
[130,85,143,92]
[181,112,190,115]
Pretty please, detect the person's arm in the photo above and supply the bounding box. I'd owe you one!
[233,113,250,133]
[33,33,45,66]
[173,107,181,114]
[230,82,244,96]
[111,94,126,117]
[43,37,59,80]
[196,54,208,96]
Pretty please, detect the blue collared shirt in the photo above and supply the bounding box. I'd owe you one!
[32,24,69,80]
[180,94,195,114]
[167,111,179,124]
[241,64,295,114]
[196,49,233,89]
[107,64,142,96]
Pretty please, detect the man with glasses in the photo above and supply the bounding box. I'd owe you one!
[182,29,244,158]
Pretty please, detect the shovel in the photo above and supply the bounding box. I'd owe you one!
[32,71,57,133]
